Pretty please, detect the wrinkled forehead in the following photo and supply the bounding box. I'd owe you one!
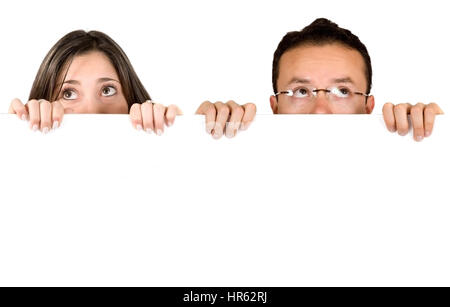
[278,43,367,90]
[59,51,119,84]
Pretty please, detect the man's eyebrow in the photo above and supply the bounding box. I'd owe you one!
[332,77,355,84]
[287,78,311,85]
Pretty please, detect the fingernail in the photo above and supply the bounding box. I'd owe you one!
[240,123,248,131]
[42,127,49,134]
[206,122,215,134]
[21,114,27,121]
[32,124,38,131]
[145,128,152,134]
[213,132,221,139]
[416,135,423,142]
[136,124,143,131]
[52,121,59,129]
[225,130,234,138]
[156,129,163,136]
[167,121,173,127]
[425,131,431,137]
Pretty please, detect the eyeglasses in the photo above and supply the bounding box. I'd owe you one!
[275,86,370,104]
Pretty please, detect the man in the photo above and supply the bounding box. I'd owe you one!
[269,18,443,141]
[197,18,443,140]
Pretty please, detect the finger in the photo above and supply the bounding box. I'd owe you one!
[141,101,154,133]
[39,100,52,133]
[153,103,167,136]
[393,103,412,136]
[382,103,396,132]
[165,104,182,127]
[240,103,257,131]
[52,100,64,129]
[212,102,230,139]
[225,100,244,138]
[8,98,29,120]
[196,101,216,134]
[129,103,143,131]
[27,99,40,131]
[429,102,444,115]
[410,103,425,142]
[424,104,438,137]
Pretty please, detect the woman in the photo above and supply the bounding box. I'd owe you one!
[8,30,182,135]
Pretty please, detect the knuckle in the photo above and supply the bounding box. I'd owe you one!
[245,103,257,111]
[205,103,215,112]
[415,102,425,108]
[410,105,422,114]
[393,104,404,111]
[153,103,165,110]
[428,102,438,109]
[27,99,38,107]
[382,103,394,112]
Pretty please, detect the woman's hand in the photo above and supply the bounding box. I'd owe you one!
[8,98,64,133]
[382,102,444,142]
[196,100,256,139]
[129,101,183,135]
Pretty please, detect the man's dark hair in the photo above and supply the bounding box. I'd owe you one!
[272,18,372,95]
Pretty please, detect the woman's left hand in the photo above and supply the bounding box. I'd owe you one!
[129,101,183,135]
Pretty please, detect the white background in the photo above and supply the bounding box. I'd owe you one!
[0,0,449,113]
[0,114,449,286]
[0,0,449,287]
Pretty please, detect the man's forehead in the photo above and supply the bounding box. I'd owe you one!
[278,44,366,86]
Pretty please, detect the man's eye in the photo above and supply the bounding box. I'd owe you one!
[63,90,78,100]
[102,86,117,97]
[293,88,309,98]
[330,87,351,98]
[334,87,351,98]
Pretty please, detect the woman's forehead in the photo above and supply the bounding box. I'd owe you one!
[64,51,119,83]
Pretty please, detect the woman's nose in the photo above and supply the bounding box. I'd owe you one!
[84,97,103,114]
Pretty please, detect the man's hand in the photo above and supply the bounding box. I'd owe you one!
[196,100,256,139]
[382,102,444,141]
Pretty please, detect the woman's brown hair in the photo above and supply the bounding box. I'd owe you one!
[29,30,151,110]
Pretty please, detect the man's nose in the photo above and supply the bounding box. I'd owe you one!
[311,92,332,114]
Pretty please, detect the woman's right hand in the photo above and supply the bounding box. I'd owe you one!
[8,98,64,133]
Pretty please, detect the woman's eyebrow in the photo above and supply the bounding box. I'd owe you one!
[97,77,120,83]
[58,79,80,86]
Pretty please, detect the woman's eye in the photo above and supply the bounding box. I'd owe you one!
[293,88,309,98]
[62,89,78,100]
[102,86,117,97]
